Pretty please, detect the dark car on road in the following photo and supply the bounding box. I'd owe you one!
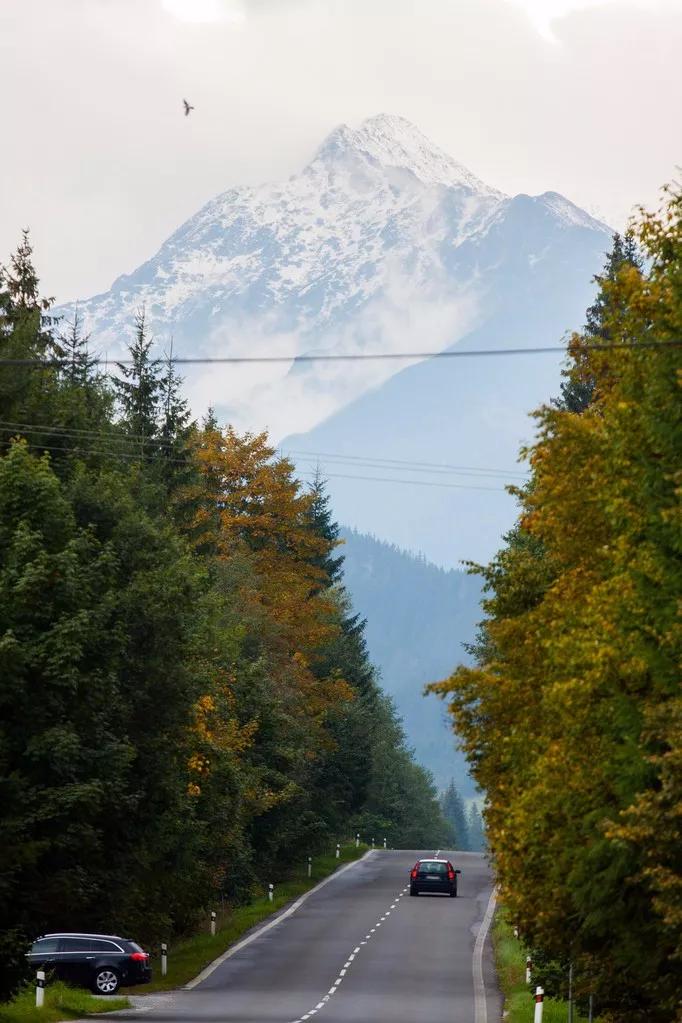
[27,933,152,994]
[409,858,461,897]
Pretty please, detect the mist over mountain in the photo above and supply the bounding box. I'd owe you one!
[340,527,482,795]
[60,113,612,566]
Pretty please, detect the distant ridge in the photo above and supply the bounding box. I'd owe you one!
[340,527,482,794]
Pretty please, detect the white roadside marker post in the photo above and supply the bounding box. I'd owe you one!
[534,986,544,1023]
[588,995,594,1022]
[210,910,216,936]
[336,843,340,859]
[383,837,387,849]
[513,925,519,939]
[307,856,312,878]
[526,955,532,985]
[268,883,274,903]
[36,970,45,1008]
[161,942,168,978]
[355,833,360,848]
[371,837,375,850]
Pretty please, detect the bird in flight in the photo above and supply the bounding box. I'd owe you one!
[183,99,194,116]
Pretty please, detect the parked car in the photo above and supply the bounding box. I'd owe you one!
[27,933,152,994]
[409,858,461,897]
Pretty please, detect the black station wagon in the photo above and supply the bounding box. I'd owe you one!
[27,932,152,994]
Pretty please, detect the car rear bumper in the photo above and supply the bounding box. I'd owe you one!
[410,883,456,894]
[124,968,152,986]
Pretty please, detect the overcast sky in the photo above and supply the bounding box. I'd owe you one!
[1,0,680,303]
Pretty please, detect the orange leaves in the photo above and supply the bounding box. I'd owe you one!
[180,423,354,817]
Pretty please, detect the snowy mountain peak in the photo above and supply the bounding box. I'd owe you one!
[312,113,497,193]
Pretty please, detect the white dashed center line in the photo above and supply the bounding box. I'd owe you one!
[287,886,408,1023]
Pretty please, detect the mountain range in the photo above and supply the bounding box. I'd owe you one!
[60,113,612,566]
[59,115,615,784]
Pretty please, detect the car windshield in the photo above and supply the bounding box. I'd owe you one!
[420,861,446,873]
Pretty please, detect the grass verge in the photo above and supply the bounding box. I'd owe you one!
[0,983,128,1023]
[124,842,369,994]
[493,912,594,1023]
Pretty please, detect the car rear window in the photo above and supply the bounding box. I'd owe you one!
[420,861,447,873]
[87,939,121,952]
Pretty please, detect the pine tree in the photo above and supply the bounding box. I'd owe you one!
[114,308,163,450]
[553,231,643,413]
[59,307,97,386]
[442,780,469,850]
[0,229,58,353]
[160,342,192,443]
[0,230,62,434]
[306,470,344,585]
[467,803,486,852]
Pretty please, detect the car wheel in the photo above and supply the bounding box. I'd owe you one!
[410,887,418,896]
[93,968,120,995]
[450,886,458,898]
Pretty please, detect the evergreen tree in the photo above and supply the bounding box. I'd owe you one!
[0,229,58,353]
[553,231,643,413]
[442,780,469,850]
[58,307,97,386]
[114,309,163,450]
[467,803,486,852]
[156,343,195,492]
[306,470,344,585]
[0,230,62,439]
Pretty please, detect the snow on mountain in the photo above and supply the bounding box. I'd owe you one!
[57,114,521,436]
[59,112,611,493]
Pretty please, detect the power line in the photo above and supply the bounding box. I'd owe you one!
[0,339,679,368]
[283,448,527,479]
[0,422,526,481]
[1,434,507,492]
[294,456,519,483]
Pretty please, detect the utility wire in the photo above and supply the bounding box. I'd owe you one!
[0,339,679,368]
[283,448,527,479]
[0,422,526,481]
[1,434,507,491]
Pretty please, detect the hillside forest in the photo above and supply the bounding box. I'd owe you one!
[339,528,482,793]
[431,191,682,1021]
[0,235,456,1000]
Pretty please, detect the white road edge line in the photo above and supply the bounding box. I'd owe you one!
[473,886,498,1023]
[185,850,376,989]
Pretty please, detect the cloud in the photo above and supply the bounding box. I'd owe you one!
[184,267,480,441]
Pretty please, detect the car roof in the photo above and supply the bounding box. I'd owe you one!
[418,857,449,862]
[42,933,128,941]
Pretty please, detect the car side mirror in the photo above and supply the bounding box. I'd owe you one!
[455,869,462,874]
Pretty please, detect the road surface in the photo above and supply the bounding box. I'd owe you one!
[128,849,500,1023]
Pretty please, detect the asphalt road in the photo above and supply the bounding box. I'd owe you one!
[128,849,500,1023]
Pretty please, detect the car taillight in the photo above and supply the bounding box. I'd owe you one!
[410,866,418,879]
[129,952,149,961]
[448,869,455,881]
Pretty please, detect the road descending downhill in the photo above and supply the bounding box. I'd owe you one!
[123,850,500,1023]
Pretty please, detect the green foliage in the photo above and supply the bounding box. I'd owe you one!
[431,189,682,1021]
[441,780,469,850]
[494,915,595,1023]
[466,803,486,853]
[0,983,128,1023]
[0,233,451,1000]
